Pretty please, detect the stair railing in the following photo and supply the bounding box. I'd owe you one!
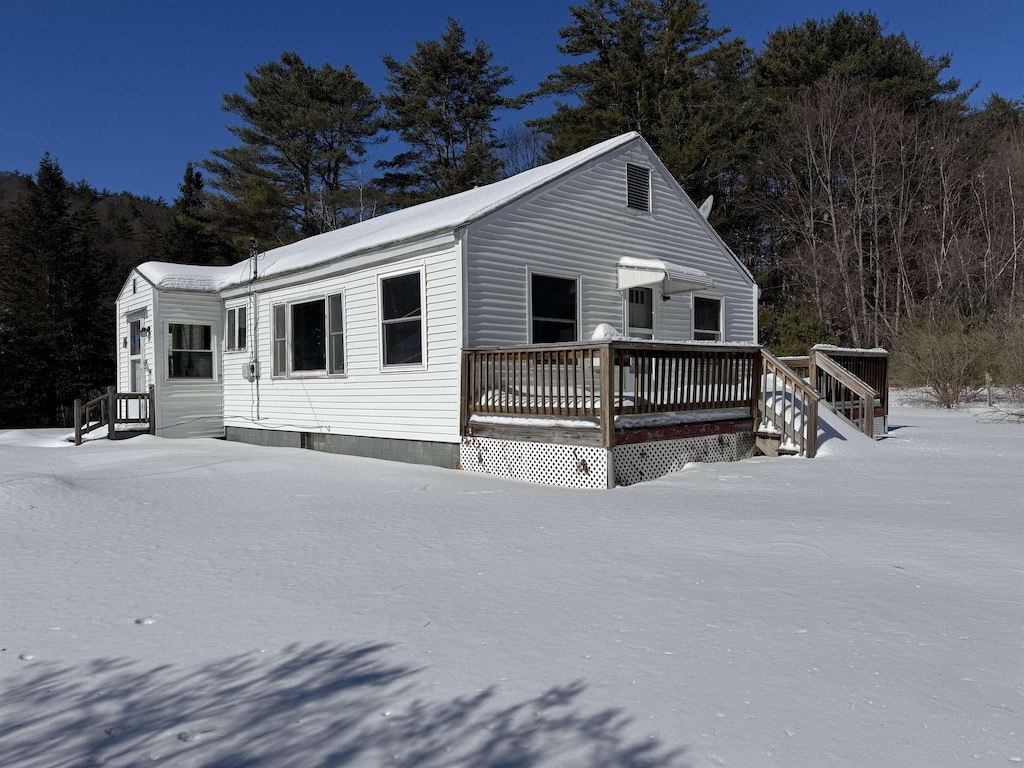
[74,385,155,445]
[758,349,821,458]
[810,353,879,438]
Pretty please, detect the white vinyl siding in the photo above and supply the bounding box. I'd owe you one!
[464,144,756,347]
[115,272,155,395]
[222,244,461,443]
[152,291,224,439]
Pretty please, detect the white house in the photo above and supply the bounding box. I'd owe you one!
[115,132,761,486]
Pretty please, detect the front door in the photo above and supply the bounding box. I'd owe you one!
[626,287,655,339]
[129,319,144,392]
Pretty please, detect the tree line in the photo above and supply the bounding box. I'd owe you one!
[2,1,1021,426]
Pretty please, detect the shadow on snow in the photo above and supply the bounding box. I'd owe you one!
[0,641,687,767]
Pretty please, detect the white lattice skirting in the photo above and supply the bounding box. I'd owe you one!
[460,437,610,489]
[460,430,756,489]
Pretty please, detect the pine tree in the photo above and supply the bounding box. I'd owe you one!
[378,18,524,206]
[0,154,111,426]
[162,163,235,266]
[531,0,755,208]
[205,52,381,247]
[752,11,961,113]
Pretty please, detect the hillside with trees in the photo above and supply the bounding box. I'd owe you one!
[1,1,1021,426]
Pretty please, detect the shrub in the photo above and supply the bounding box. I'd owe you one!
[891,317,999,408]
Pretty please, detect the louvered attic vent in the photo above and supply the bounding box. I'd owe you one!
[626,163,651,211]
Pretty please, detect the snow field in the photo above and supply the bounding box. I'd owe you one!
[0,406,1020,767]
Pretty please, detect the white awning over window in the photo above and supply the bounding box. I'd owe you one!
[616,256,714,294]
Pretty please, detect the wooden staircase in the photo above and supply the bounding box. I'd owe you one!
[756,346,889,458]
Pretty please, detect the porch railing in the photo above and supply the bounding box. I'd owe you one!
[74,385,155,445]
[461,341,763,449]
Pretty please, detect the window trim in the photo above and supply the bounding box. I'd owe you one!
[165,321,215,381]
[528,268,580,344]
[270,293,346,378]
[378,267,427,371]
[225,305,248,352]
[626,163,652,212]
[692,293,724,342]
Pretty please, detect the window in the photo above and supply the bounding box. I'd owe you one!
[226,306,247,351]
[693,296,722,341]
[627,287,654,339]
[273,304,287,376]
[168,323,213,379]
[328,293,345,374]
[291,299,325,372]
[531,273,578,343]
[271,294,345,376]
[626,163,651,211]
[380,272,423,366]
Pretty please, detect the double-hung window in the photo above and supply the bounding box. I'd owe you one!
[693,296,722,341]
[530,273,578,343]
[168,323,213,379]
[272,293,345,376]
[226,306,247,351]
[380,271,424,366]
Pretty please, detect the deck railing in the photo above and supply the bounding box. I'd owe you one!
[74,385,155,445]
[461,341,762,448]
[758,349,821,458]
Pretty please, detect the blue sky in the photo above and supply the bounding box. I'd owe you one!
[1,0,1021,202]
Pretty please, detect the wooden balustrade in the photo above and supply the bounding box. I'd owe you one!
[810,351,881,438]
[461,341,762,448]
[812,347,889,422]
[74,385,155,445]
[758,349,820,458]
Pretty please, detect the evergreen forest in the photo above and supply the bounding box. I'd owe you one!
[1,3,1021,427]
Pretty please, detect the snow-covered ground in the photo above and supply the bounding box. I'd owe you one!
[1,404,1020,767]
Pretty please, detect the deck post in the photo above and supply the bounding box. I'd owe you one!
[106,385,116,441]
[600,343,615,449]
[459,352,470,436]
[751,348,764,428]
[74,398,83,446]
[148,385,156,435]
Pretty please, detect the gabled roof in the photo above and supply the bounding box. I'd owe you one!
[135,132,642,293]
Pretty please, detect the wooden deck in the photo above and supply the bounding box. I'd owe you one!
[461,341,820,458]
[461,341,888,461]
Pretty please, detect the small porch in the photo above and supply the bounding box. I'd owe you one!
[459,341,887,488]
[73,386,155,445]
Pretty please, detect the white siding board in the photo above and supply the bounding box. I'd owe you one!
[464,143,755,347]
[222,245,462,443]
[114,272,155,393]
[155,291,224,439]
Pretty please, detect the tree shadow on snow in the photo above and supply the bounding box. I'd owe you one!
[0,641,687,767]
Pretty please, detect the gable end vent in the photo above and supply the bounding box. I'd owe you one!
[626,163,651,211]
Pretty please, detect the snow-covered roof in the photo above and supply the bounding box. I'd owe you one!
[135,132,643,293]
[135,262,250,293]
